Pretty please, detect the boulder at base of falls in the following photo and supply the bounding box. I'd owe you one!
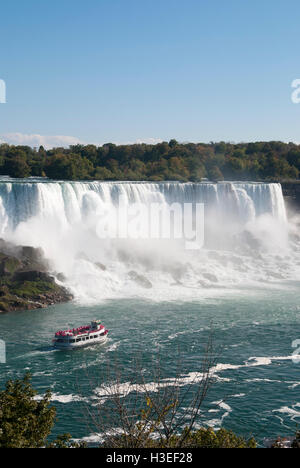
[0,240,73,313]
[128,271,153,289]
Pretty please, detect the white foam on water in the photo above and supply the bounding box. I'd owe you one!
[247,355,300,366]
[211,363,242,373]
[212,400,232,412]
[273,406,300,420]
[203,418,223,429]
[246,357,272,366]
[74,433,104,444]
[212,355,299,378]
[106,341,122,353]
[203,401,232,429]
[245,378,282,384]
[288,382,300,389]
[90,352,300,405]
[13,348,58,361]
[73,428,126,445]
[34,393,88,404]
[168,328,204,340]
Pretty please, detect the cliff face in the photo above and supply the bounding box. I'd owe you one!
[0,240,73,313]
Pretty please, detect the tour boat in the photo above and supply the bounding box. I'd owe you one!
[53,320,108,350]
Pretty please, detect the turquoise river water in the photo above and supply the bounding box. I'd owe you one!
[0,285,299,445]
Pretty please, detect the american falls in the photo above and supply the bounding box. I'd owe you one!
[0,179,297,303]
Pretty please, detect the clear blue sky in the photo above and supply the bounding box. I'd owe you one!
[1,0,300,148]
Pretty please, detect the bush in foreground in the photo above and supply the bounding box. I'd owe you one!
[0,373,84,448]
[103,427,256,449]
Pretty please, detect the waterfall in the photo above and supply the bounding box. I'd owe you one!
[0,179,293,303]
[0,180,287,233]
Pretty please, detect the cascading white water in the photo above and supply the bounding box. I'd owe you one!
[0,178,296,303]
[0,180,287,232]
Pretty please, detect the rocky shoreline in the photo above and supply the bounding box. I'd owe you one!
[0,240,73,313]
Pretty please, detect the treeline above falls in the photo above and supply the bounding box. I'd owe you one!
[1,140,300,181]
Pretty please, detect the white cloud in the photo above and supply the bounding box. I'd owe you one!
[133,138,163,145]
[0,133,84,149]
[112,137,163,146]
[0,133,164,150]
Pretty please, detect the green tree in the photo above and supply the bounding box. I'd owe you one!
[0,373,85,448]
[208,165,224,181]
[45,154,93,180]
[169,139,178,148]
[0,140,299,182]
[223,157,246,179]
[167,427,257,449]
[3,157,31,178]
[0,373,56,448]
[94,166,114,180]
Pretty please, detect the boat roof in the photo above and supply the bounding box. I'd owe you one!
[55,321,103,337]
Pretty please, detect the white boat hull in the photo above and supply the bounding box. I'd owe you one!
[54,333,108,350]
